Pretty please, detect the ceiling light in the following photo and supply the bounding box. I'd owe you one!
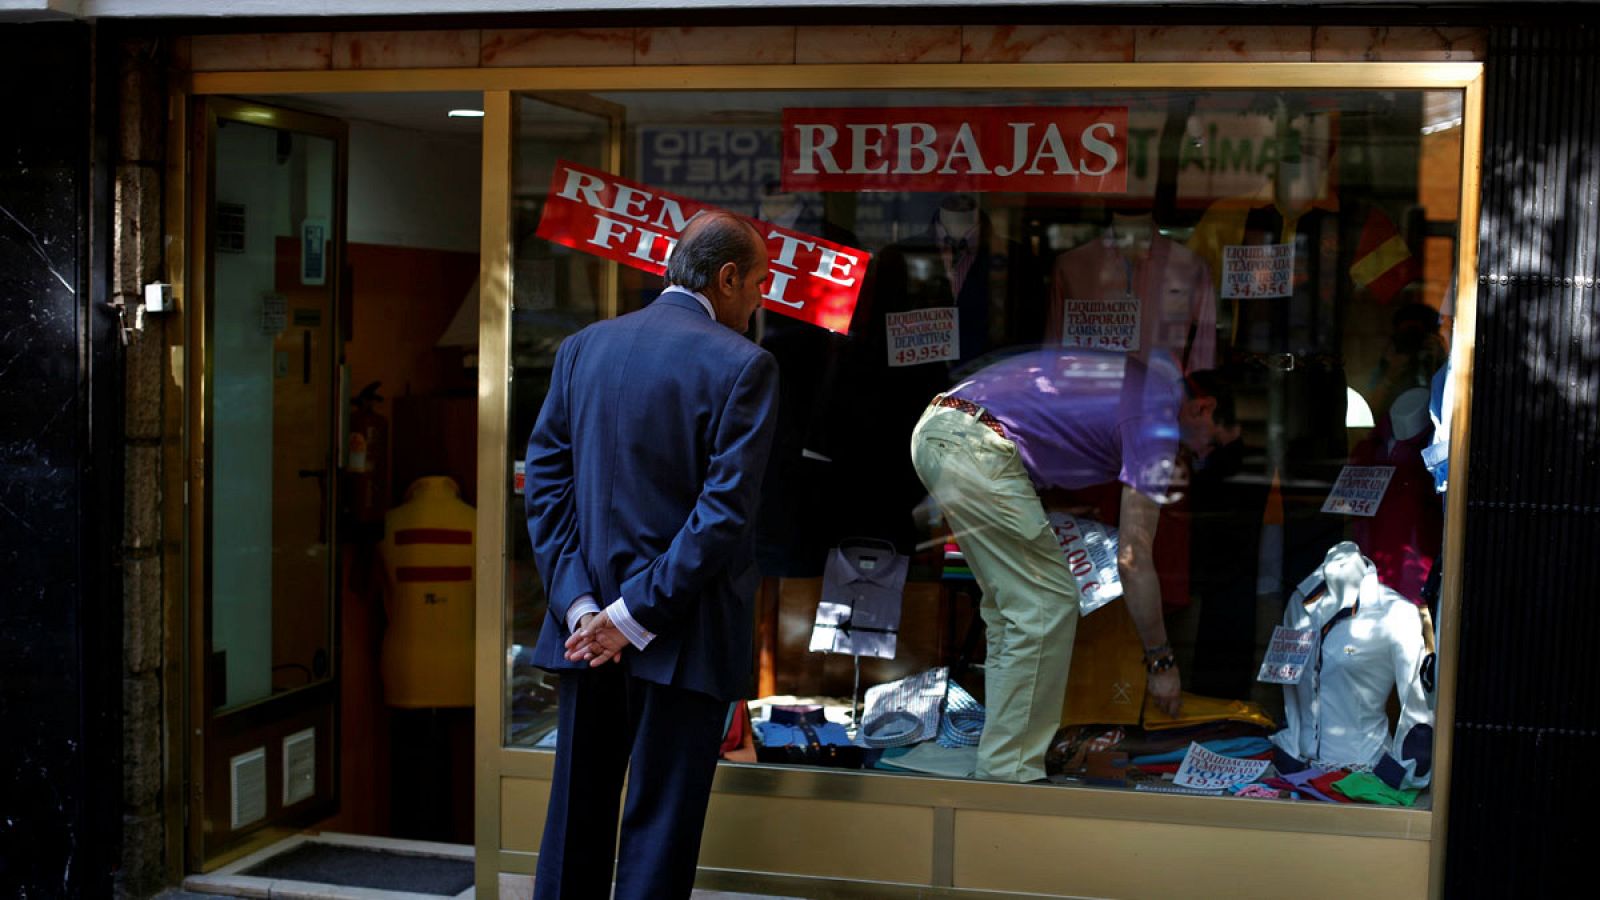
[1346,387,1376,429]
[448,109,485,119]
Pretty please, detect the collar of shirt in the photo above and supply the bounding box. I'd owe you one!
[1297,555,1379,631]
[769,705,829,727]
[663,285,714,318]
[935,218,977,249]
[828,546,905,588]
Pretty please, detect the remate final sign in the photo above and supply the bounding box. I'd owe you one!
[781,106,1129,193]
[535,159,868,333]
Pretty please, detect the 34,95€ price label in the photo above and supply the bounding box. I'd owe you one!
[1321,465,1396,517]
[1256,626,1316,685]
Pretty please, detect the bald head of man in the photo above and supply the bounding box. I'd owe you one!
[664,210,770,332]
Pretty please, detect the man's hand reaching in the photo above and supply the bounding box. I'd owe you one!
[565,611,627,666]
[1148,667,1182,718]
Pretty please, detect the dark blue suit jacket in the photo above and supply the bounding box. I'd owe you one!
[525,290,779,701]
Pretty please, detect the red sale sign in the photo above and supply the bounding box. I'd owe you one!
[781,106,1129,194]
[534,160,868,333]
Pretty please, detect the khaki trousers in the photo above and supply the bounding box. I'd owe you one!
[910,403,1080,782]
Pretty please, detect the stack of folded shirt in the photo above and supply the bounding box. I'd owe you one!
[755,705,863,769]
[1128,736,1275,775]
[937,681,985,748]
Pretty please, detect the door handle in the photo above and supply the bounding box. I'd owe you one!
[298,468,328,543]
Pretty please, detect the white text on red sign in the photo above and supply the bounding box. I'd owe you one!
[535,160,869,333]
[782,106,1129,193]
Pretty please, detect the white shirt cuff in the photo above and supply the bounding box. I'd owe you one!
[605,597,656,650]
[565,594,601,634]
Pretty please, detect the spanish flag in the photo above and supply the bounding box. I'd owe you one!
[1350,207,1421,303]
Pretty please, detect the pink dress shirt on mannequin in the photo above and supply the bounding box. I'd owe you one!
[1048,233,1217,373]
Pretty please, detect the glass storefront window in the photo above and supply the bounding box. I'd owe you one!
[505,85,1463,808]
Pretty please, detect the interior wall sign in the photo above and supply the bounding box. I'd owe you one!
[535,159,868,333]
[781,106,1129,193]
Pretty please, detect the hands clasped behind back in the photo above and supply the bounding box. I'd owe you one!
[565,611,628,666]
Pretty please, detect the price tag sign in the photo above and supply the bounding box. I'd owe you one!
[1257,626,1316,684]
[1321,465,1396,517]
[1060,298,1141,351]
[1221,244,1294,299]
[886,308,959,367]
[1173,742,1272,791]
[1048,512,1122,615]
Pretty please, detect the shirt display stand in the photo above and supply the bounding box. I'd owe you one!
[809,536,909,735]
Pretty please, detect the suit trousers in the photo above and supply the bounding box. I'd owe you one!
[910,404,1080,783]
[534,660,727,900]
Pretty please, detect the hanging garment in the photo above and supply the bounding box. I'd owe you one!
[1049,232,1217,372]
[810,541,909,659]
[378,477,475,708]
[1349,416,1442,605]
[1269,543,1434,790]
[1423,360,1453,494]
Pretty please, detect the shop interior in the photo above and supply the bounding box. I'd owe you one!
[502,86,1463,808]
[208,91,484,847]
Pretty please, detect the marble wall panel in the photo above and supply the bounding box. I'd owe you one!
[481,28,635,67]
[961,24,1135,63]
[1135,26,1314,62]
[1,23,115,899]
[635,26,796,65]
[191,33,331,72]
[332,30,481,69]
[796,25,962,64]
[1314,26,1488,61]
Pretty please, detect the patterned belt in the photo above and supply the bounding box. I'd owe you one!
[931,394,1008,439]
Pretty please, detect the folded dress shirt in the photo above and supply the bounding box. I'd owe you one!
[755,704,863,769]
[861,668,949,748]
[937,680,986,748]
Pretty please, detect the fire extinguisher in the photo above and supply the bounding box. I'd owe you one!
[343,381,389,542]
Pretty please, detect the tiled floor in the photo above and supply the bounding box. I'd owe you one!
[173,831,799,900]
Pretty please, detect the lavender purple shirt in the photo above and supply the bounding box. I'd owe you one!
[947,349,1186,501]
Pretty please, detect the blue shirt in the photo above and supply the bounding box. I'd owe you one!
[755,705,854,749]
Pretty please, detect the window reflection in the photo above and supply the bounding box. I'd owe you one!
[504,87,1461,810]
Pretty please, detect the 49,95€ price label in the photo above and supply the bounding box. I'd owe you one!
[886,308,959,367]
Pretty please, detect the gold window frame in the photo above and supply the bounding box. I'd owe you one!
[185,61,1484,899]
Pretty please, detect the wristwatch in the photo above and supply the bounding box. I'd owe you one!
[1143,643,1176,675]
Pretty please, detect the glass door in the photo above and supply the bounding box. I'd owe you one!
[191,97,347,866]
[502,92,624,749]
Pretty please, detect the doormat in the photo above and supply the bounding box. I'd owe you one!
[241,842,473,896]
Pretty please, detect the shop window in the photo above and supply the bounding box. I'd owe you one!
[505,87,1463,809]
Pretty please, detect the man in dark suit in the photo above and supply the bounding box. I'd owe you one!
[524,211,778,899]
